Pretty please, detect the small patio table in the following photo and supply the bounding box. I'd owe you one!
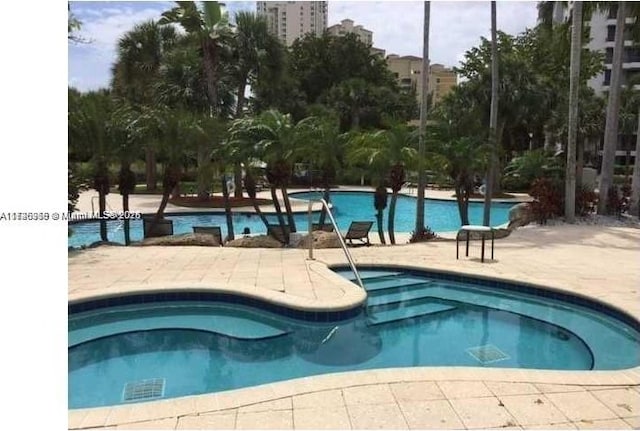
[456,225,495,263]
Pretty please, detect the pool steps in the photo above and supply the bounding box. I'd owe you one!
[350,272,640,370]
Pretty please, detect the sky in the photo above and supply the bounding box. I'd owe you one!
[68,1,540,92]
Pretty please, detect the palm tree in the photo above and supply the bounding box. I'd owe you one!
[112,20,177,192]
[143,108,193,234]
[226,117,272,229]
[68,90,113,242]
[108,101,140,245]
[230,11,273,198]
[415,1,431,237]
[294,115,347,226]
[160,2,232,114]
[565,1,583,222]
[482,0,499,226]
[253,111,302,238]
[160,2,233,201]
[349,125,418,244]
[598,2,627,214]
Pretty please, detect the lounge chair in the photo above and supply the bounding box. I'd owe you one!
[345,221,373,246]
[267,224,291,243]
[311,222,334,232]
[143,217,174,238]
[192,226,223,246]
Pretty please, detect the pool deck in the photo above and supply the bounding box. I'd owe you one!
[68,190,640,430]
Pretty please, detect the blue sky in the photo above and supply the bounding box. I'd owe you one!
[68,1,539,92]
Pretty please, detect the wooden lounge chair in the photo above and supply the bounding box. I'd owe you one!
[143,217,174,238]
[267,224,291,243]
[192,226,223,246]
[311,222,334,232]
[345,221,373,246]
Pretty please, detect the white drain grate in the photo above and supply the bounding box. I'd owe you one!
[466,344,510,364]
[122,378,165,402]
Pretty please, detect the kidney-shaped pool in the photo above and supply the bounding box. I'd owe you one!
[68,267,640,409]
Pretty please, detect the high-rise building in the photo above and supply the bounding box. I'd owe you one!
[256,1,328,47]
[327,19,372,45]
[386,55,457,106]
[541,2,637,163]
[327,18,385,56]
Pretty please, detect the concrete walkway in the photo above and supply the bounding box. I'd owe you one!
[68,221,640,430]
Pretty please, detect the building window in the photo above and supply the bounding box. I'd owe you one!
[604,69,612,86]
[606,24,633,42]
[606,47,613,63]
[608,4,618,19]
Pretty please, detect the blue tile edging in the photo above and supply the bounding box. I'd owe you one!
[68,290,362,323]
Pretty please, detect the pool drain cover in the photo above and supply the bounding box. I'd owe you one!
[466,344,510,364]
[122,378,165,402]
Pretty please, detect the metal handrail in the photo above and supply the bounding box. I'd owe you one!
[307,199,364,289]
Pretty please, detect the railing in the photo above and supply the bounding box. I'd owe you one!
[307,199,364,289]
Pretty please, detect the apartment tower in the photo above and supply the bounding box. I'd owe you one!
[386,55,457,106]
[256,1,328,47]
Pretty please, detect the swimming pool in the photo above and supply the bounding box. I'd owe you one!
[68,191,514,247]
[68,267,640,409]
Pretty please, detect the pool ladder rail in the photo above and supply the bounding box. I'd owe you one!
[306,198,365,290]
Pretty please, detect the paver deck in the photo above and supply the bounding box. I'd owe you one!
[68,191,639,430]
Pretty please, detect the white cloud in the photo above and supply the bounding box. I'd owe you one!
[69,3,171,91]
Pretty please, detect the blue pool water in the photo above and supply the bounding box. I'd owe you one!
[68,268,640,409]
[68,191,514,247]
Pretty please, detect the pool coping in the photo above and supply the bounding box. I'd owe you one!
[68,259,640,429]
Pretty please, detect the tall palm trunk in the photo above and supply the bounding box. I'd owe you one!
[565,1,583,223]
[119,164,136,246]
[630,106,640,217]
[122,195,131,245]
[221,175,235,241]
[280,186,297,232]
[388,164,405,245]
[388,192,399,245]
[483,0,499,226]
[145,147,157,191]
[374,185,388,245]
[98,193,108,242]
[233,166,244,198]
[454,176,470,226]
[269,185,288,244]
[202,38,219,115]
[415,1,431,235]
[244,171,271,228]
[153,164,181,224]
[197,143,209,200]
[93,164,110,242]
[233,74,249,199]
[576,140,584,191]
[599,1,626,214]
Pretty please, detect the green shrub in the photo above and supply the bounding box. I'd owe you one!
[502,149,563,192]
